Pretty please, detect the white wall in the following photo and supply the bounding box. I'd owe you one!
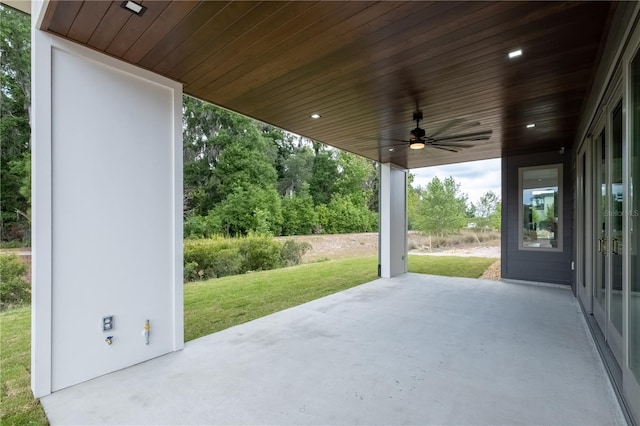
[379,164,407,278]
[32,11,183,396]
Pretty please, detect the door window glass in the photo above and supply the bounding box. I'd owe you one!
[519,165,562,251]
[610,100,623,335]
[630,50,640,382]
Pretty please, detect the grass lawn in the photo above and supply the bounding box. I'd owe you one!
[185,256,379,341]
[408,255,496,278]
[2,254,497,424]
[0,306,48,425]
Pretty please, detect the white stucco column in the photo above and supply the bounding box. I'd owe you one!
[31,2,183,397]
[379,163,408,278]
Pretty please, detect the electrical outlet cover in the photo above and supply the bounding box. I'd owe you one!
[102,316,114,331]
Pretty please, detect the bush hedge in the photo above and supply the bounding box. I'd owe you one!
[184,235,311,282]
[0,254,30,310]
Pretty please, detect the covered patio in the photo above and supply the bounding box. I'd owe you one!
[41,274,624,425]
[19,0,640,421]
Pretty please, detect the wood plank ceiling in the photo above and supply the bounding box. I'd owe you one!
[40,1,614,169]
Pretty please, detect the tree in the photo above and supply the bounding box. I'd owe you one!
[281,186,317,235]
[334,152,375,205]
[0,6,31,242]
[414,176,468,235]
[182,96,284,236]
[211,185,283,236]
[182,96,238,215]
[308,146,337,206]
[489,201,502,230]
[476,191,500,218]
[407,174,422,230]
[278,145,314,196]
[317,194,377,234]
[212,139,277,197]
[475,190,501,229]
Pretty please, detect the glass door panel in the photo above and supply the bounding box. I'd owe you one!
[610,101,623,336]
[630,48,640,384]
[594,129,607,319]
[591,99,624,364]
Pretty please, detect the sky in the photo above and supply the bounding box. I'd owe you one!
[411,158,502,205]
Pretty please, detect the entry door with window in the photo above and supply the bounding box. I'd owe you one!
[592,97,624,364]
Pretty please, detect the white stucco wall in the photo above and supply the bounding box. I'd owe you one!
[379,164,407,278]
[32,8,183,396]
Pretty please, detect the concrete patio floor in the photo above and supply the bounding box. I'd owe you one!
[42,273,626,425]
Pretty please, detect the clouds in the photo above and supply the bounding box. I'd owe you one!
[411,158,502,204]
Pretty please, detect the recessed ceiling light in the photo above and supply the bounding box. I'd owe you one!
[310,113,321,119]
[388,148,395,152]
[121,1,146,16]
[526,123,535,128]
[508,49,523,59]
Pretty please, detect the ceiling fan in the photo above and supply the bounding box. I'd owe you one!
[391,111,492,152]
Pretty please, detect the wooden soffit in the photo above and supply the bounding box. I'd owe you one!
[41,1,614,169]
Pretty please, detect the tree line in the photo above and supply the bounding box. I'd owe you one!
[0,6,31,243]
[182,96,378,237]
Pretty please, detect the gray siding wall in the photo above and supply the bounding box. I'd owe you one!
[501,151,574,286]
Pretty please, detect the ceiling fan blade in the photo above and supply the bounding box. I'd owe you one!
[429,118,466,138]
[432,139,481,146]
[433,136,491,144]
[431,142,475,149]
[429,145,459,153]
[434,130,493,142]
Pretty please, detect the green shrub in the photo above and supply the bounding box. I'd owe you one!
[209,248,242,277]
[238,234,282,272]
[0,254,30,310]
[184,261,201,282]
[184,237,243,281]
[184,234,289,281]
[281,192,317,235]
[184,215,207,239]
[318,194,377,234]
[280,240,312,266]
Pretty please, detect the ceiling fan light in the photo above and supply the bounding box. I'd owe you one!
[409,141,425,150]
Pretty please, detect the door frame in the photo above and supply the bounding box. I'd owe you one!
[576,139,592,312]
[590,112,607,329]
[605,84,624,364]
[621,18,640,417]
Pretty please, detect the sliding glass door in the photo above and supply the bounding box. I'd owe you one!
[628,44,640,403]
[590,91,624,365]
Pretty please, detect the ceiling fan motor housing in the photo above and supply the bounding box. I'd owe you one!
[411,126,426,139]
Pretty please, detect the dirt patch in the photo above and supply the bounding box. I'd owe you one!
[480,260,501,280]
[275,233,378,263]
[277,232,501,264]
